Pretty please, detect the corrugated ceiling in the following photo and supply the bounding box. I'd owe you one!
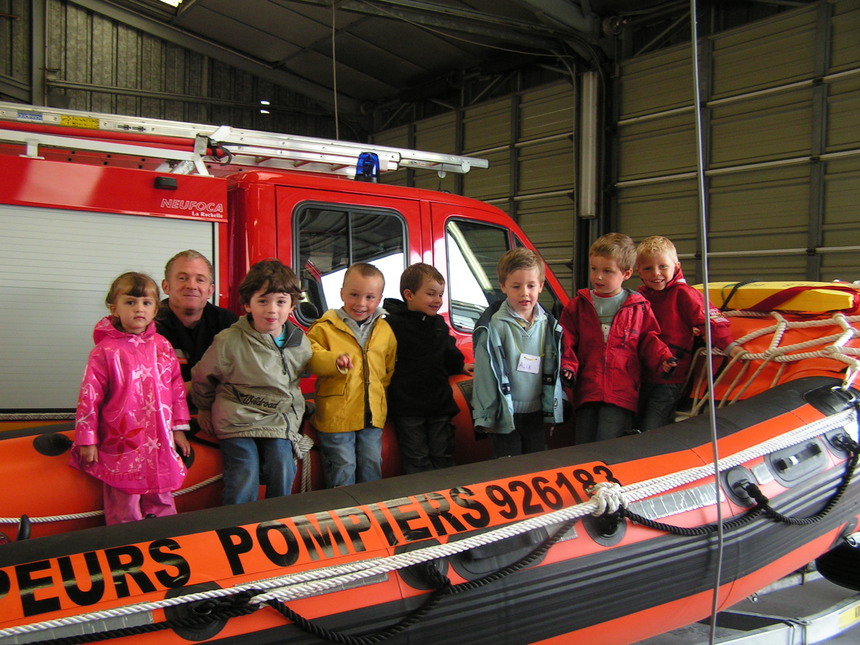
[92,0,817,122]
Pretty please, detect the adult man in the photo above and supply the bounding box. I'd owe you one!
[156,250,238,388]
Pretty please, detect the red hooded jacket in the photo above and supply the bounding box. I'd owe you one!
[638,268,736,385]
[560,289,673,412]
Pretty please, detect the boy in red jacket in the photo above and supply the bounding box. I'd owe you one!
[560,233,675,444]
[635,235,742,431]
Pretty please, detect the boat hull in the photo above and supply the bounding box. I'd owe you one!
[0,376,857,645]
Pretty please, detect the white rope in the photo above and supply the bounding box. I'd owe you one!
[172,474,223,496]
[3,405,854,641]
[0,510,103,525]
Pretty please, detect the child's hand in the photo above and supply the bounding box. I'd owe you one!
[561,369,575,387]
[197,409,214,435]
[662,358,678,375]
[173,431,191,457]
[336,353,354,372]
[79,445,98,463]
[463,363,475,376]
[692,327,702,337]
[728,345,745,358]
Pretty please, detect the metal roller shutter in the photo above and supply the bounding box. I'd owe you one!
[0,206,215,412]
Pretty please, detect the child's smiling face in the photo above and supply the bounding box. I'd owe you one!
[636,252,680,291]
[340,273,384,323]
[244,286,294,335]
[405,277,445,317]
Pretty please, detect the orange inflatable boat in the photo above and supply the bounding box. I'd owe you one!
[0,283,859,645]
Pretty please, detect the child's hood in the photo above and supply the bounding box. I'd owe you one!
[382,297,406,314]
[475,298,548,332]
[92,315,156,345]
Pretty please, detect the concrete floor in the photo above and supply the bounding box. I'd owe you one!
[636,574,860,644]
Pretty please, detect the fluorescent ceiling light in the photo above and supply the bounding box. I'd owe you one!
[158,1,182,7]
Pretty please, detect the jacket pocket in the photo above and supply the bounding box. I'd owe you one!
[316,375,347,398]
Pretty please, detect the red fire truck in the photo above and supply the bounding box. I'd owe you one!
[0,101,570,465]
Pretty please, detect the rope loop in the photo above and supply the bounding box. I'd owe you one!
[589,481,628,516]
[832,429,860,455]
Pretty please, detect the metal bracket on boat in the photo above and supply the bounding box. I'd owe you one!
[15,514,30,541]
[163,584,255,642]
[724,467,756,506]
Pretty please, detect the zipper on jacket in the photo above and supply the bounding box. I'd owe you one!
[330,320,374,429]
[268,333,289,375]
[362,324,374,429]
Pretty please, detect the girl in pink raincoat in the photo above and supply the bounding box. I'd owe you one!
[70,272,192,524]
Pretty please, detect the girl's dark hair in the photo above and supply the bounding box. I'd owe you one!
[105,272,160,307]
[238,259,302,305]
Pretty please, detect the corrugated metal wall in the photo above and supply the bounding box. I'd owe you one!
[0,0,333,136]
[0,1,30,100]
[614,0,860,283]
[373,81,577,291]
[6,1,856,291]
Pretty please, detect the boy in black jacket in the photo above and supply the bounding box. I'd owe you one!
[385,263,466,473]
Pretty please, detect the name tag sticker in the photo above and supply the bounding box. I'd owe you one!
[517,353,541,374]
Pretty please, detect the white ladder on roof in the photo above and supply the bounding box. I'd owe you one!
[0,101,488,178]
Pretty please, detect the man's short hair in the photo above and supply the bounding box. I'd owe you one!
[164,250,214,283]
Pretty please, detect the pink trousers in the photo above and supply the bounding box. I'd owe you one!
[103,484,177,525]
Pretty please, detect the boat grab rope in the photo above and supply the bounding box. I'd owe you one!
[0,475,223,526]
[621,431,859,537]
[2,404,856,645]
[266,516,579,645]
[0,432,314,528]
[740,432,860,526]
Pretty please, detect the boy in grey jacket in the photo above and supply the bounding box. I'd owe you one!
[192,259,312,505]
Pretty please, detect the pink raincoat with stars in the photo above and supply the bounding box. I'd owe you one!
[70,316,190,494]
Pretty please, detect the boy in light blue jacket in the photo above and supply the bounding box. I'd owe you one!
[472,248,565,458]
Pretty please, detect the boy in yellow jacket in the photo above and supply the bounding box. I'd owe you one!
[307,263,396,487]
